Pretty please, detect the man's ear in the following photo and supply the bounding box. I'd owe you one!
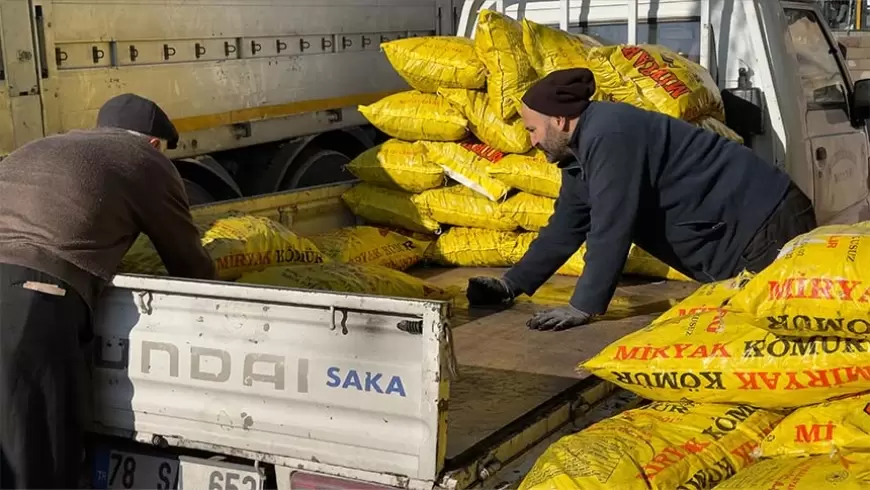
[557,116,571,132]
[148,137,161,149]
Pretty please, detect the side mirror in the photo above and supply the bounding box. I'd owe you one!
[851,78,870,124]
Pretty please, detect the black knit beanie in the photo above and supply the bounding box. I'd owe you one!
[521,68,597,118]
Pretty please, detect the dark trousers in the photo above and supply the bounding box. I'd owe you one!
[0,264,92,489]
[739,182,817,273]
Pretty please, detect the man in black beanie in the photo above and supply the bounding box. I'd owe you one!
[466,68,816,331]
[0,94,214,488]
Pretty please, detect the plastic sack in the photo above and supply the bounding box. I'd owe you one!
[412,185,517,230]
[583,310,870,409]
[694,116,744,144]
[624,245,694,282]
[345,140,443,192]
[238,263,452,300]
[500,192,555,231]
[202,216,328,280]
[712,454,870,490]
[474,10,538,120]
[381,36,486,93]
[519,400,782,490]
[503,232,587,276]
[119,234,169,276]
[486,150,562,198]
[358,91,468,141]
[341,183,441,234]
[307,226,430,271]
[653,272,755,326]
[423,141,510,201]
[522,19,600,76]
[730,223,870,340]
[438,88,531,153]
[427,227,515,267]
[589,44,725,122]
[760,392,870,458]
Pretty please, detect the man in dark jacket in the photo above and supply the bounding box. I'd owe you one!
[0,94,215,489]
[466,68,816,331]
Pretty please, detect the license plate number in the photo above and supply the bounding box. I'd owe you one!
[92,448,263,490]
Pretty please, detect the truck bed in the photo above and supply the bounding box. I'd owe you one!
[92,185,698,489]
[408,267,697,467]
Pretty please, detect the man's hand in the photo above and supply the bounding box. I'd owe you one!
[527,306,592,331]
[467,277,516,306]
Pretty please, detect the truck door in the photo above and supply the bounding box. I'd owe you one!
[782,5,870,224]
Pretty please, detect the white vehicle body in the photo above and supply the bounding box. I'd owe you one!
[46,0,870,488]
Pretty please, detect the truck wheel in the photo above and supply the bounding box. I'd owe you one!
[183,179,216,206]
[279,147,355,190]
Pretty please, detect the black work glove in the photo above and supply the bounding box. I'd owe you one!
[527,306,592,331]
[467,276,516,306]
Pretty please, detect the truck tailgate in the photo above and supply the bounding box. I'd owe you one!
[92,275,450,488]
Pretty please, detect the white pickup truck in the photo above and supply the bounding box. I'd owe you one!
[86,1,870,489]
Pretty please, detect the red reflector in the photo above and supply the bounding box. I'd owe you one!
[290,471,397,490]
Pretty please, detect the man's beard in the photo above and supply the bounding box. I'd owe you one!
[536,136,571,163]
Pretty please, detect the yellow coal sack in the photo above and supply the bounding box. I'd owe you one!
[427,227,516,267]
[119,234,168,276]
[624,245,695,282]
[712,454,870,490]
[345,140,443,192]
[694,116,744,144]
[238,263,452,300]
[358,91,468,141]
[760,392,870,458]
[341,183,440,234]
[730,223,870,340]
[583,310,870,409]
[589,44,725,122]
[437,88,531,153]
[474,10,538,120]
[381,37,486,93]
[503,232,587,276]
[653,272,755,326]
[519,400,782,490]
[412,185,517,230]
[500,192,554,231]
[307,226,430,271]
[486,150,562,198]
[521,19,600,76]
[202,216,328,280]
[423,141,510,201]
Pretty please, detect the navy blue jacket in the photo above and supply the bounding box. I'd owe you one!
[504,101,791,314]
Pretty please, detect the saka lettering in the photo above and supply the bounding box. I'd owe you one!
[766,315,870,336]
[640,438,711,479]
[326,367,407,397]
[215,251,271,271]
[848,236,860,262]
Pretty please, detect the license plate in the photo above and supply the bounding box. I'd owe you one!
[92,447,263,490]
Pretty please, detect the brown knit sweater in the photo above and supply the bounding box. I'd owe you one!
[0,128,215,309]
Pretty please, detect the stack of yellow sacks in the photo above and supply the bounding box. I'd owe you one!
[345,11,744,282]
[518,223,870,489]
[119,214,453,301]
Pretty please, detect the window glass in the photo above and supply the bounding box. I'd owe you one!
[567,20,701,61]
[784,8,848,109]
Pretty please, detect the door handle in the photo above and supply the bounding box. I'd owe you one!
[815,147,827,161]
